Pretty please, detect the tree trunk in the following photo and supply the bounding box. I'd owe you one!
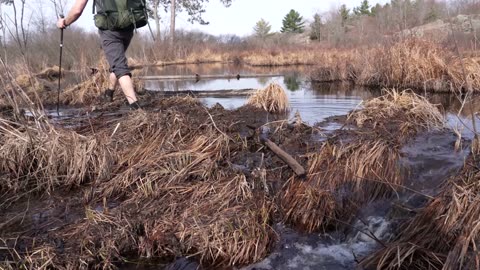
[153,0,161,40]
[170,0,176,44]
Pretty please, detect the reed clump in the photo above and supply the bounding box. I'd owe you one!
[349,89,444,135]
[357,39,452,91]
[282,138,401,233]
[145,176,275,266]
[56,72,108,105]
[35,65,63,80]
[184,49,232,64]
[247,83,290,113]
[0,119,115,200]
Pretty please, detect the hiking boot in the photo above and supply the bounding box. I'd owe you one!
[129,101,142,110]
[103,89,114,103]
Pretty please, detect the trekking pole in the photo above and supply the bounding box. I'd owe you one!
[57,14,65,116]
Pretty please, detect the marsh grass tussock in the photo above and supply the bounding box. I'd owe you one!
[350,89,444,134]
[247,83,290,113]
[282,138,401,233]
[0,120,114,200]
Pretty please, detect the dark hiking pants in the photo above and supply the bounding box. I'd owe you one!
[99,29,134,79]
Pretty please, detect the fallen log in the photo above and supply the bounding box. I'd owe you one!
[260,135,306,178]
[145,89,256,97]
[139,74,282,81]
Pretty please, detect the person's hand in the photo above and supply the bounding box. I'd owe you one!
[57,18,67,29]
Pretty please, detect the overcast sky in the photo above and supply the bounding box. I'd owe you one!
[11,0,391,37]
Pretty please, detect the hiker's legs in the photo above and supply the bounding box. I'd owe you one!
[109,72,118,91]
[118,75,137,104]
[100,29,137,104]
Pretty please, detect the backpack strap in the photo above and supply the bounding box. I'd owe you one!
[92,0,96,14]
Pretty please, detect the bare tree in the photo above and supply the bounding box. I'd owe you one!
[0,0,31,57]
[148,0,168,40]
[50,0,67,16]
[170,0,175,44]
[34,1,48,34]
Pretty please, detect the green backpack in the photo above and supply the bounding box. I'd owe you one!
[93,0,148,31]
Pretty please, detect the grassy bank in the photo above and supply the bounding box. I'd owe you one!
[310,39,480,93]
[8,37,480,99]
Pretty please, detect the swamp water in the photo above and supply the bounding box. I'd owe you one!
[143,64,374,127]
[51,64,476,269]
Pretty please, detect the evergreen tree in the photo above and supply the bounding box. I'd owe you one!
[339,4,350,27]
[284,75,301,91]
[370,3,382,16]
[310,13,323,41]
[253,18,272,38]
[353,0,371,16]
[281,9,305,33]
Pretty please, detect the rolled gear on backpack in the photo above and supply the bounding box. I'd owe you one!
[93,0,148,31]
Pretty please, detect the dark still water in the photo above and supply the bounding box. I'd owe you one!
[143,64,376,126]
[142,64,480,138]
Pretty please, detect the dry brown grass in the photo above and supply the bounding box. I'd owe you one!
[361,156,480,270]
[0,83,448,269]
[247,83,290,113]
[35,65,63,80]
[282,138,401,233]
[310,50,359,82]
[50,99,273,267]
[282,89,445,233]
[282,179,343,233]
[357,39,454,91]
[0,119,115,201]
[243,49,316,66]
[150,49,233,66]
[311,39,480,92]
[349,89,445,134]
[146,176,275,266]
[10,56,145,106]
[0,98,276,268]
[58,72,108,105]
[0,243,58,270]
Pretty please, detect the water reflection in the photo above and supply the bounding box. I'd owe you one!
[425,93,480,139]
[166,78,378,125]
[141,63,480,131]
[143,64,379,125]
[284,73,302,91]
[428,93,480,117]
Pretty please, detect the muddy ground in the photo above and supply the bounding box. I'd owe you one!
[0,90,464,270]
